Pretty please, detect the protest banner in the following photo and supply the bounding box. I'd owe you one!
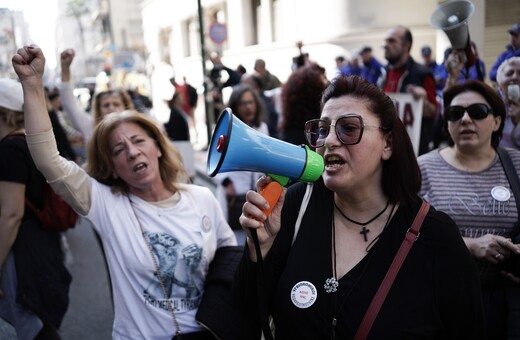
[386,93,423,155]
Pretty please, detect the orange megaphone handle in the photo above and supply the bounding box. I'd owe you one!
[259,181,283,217]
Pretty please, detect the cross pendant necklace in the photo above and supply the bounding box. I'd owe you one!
[359,226,370,242]
[333,199,390,242]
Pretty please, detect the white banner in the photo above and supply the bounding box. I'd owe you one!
[386,93,423,155]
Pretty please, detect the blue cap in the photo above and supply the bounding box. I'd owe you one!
[421,46,432,56]
[509,23,520,35]
[359,46,372,54]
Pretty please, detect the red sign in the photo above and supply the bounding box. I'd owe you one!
[209,22,227,44]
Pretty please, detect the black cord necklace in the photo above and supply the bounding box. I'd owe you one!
[334,199,390,242]
[326,203,396,338]
[324,202,395,294]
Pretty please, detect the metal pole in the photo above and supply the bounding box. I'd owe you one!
[197,0,214,148]
[107,0,116,49]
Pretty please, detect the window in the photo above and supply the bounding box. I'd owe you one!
[251,0,260,45]
[186,18,200,57]
[272,0,280,42]
[158,27,171,62]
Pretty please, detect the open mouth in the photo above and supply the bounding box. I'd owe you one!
[133,162,147,173]
[459,129,475,136]
[324,154,345,169]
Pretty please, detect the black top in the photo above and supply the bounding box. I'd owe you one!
[49,110,77,161]
[164,107,190,141]
[0,133,71,327]
[0,133,44,208]
[234,179,485,339]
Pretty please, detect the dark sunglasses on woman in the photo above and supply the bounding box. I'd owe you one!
[445,103,493,122]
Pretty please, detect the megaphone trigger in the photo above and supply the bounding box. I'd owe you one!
[259,181,284,217]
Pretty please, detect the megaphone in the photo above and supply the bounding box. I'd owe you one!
[207,108,324,216]
[430,0,476,66]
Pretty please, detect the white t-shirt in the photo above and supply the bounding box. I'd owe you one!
[86,181,236,339]
[26,129,237,339]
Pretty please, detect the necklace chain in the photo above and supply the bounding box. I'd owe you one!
[324,217,340,293]
[129,199,181,337]
[325,202,396,296]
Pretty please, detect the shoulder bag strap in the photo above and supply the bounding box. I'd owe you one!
[255,182,314,340]
[354,200,430,340]
[292,182,313,245]
[253,182,314,340]
[497,147,520,218]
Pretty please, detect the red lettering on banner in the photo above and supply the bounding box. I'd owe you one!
[402,103,414,128]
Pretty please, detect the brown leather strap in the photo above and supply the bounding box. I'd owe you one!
[354,201,430,340]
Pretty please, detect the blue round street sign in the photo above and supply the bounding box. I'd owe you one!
[209,22,227,44]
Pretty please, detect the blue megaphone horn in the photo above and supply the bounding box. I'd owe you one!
[207,108,324,216]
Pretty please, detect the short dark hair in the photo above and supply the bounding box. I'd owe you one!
[442,80,506,148]
[321,75,421,205]
[403,28,413,50]
[360,46,372,54]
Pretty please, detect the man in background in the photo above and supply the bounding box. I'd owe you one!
[490,23,520,82]
[380,25,438,155]
[358,46,384,85]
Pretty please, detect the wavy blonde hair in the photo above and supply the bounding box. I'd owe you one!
[86,110,188,194]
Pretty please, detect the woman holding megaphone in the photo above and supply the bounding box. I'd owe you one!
[234,75,485,339]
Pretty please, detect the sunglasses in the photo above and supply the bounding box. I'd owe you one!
[445,103,493,122]
[304,114,387,148]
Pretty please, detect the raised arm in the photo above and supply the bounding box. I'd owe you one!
[59,49,94,142]
[12,45,50,133]
[12,45,92,215]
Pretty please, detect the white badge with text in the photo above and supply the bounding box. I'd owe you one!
[491,186,511,202]
[291,281,317,309]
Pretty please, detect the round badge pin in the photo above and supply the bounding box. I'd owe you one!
[291,281,317,309]
[202,215,212,232]
[491,186,511,202]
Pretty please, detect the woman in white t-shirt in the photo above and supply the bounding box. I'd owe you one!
[13,45,236,340]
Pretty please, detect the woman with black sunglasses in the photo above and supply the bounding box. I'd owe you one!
[418,80,520,340]
[234,75,485,339]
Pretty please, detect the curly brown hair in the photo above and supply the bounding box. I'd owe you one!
[280,64,328,131]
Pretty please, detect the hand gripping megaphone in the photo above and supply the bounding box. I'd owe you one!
[207,108,324,216]
[430,0,476,66]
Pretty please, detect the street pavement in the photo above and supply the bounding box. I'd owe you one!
[59,218,113,339]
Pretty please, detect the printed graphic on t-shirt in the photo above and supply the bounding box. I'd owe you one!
[142,231,203,313]
[447,191,511,216]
